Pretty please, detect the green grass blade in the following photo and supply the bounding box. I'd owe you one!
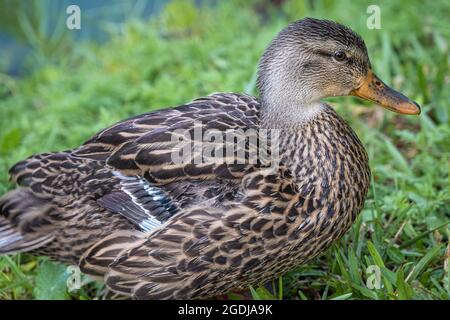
[406,245,443,283]
[330,292,352,300]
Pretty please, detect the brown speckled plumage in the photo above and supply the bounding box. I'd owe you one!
[1,18,419,299]
[83,104,370,299]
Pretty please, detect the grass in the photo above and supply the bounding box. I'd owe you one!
[0,0,449,300]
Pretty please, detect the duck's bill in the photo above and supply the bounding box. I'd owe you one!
[351,71,421,115]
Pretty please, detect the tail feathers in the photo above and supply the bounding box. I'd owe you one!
[0,189,55,255]
[0,217,22,251]
[0,216,53,255]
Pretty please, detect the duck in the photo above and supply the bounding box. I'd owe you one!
[0,18,420,299]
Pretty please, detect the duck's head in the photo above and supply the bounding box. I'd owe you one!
[257,18,420,124]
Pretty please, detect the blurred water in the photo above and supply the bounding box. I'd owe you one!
[0,0,174,76]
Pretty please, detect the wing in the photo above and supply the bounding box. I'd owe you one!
[74,93,261,233]
[97,172,179,232]
[73,93,260,182]
[2,93,262,261]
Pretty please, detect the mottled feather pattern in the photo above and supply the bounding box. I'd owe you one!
[1,91,370,299]
[74,93,259,179]
[83,104,370,299]
[0,93,260,260]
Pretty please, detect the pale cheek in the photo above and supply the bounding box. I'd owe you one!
[322,83,345,97]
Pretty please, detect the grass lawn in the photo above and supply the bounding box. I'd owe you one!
[0,0,449,299]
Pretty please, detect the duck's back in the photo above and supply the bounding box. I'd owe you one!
[0,93,261,263]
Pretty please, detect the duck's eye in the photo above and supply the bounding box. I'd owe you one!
[333,51,347,62]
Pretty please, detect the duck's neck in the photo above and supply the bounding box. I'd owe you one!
[260,97,326,129]
[258,76,327,129]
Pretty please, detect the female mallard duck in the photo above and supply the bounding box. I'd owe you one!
[0,18,419,299]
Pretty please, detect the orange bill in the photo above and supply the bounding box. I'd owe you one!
[351,71,421,115]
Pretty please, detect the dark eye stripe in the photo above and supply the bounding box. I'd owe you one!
[313,49,352,63]
[314,49,333,58]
